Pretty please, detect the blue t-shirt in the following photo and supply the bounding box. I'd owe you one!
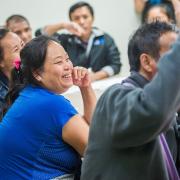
[0,85,81,179]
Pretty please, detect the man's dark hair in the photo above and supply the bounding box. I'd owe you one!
[128,21,178,72]
[69,1,94,20]
[0,28,9,62]
[6,14,30,27]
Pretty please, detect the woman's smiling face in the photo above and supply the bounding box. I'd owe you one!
[38,41,73,94]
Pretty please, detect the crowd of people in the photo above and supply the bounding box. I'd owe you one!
[0,1,180,179]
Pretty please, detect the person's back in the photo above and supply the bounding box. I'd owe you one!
[81,85,170,179]
[81,22,180,180]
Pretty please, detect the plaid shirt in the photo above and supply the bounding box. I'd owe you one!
[0,71,8,115]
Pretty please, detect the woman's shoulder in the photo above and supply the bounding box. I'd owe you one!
[21,85,74,110]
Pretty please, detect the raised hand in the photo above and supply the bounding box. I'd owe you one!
[72,66,91,87]
[64,22,85,37]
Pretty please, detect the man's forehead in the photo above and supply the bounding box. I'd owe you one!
[8,20,30,30]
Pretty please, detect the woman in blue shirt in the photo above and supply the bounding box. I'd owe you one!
[0,35,96,179]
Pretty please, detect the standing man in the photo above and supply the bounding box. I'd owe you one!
[6,14,32,44]
[81,22,180,179]
[36,1,121,81]
[0,28,24,116]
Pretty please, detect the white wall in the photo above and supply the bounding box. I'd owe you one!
[0,0,141,76]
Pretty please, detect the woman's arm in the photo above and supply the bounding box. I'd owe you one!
[62,114,89,156]
[171,0,180,28]
[80,85,96,124]
[72,66,97,124]
[43,22,85,37]
[134,0,146,14]
[62,67,96,156]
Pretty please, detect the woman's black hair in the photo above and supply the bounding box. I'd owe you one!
[0,28,9,62]
[2,35,59,117]
[142,1,175,24]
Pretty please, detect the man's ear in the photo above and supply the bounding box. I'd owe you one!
[139,53,153,72]
[33,70,42,82]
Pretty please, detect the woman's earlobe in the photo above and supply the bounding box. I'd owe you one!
[0,61,4,68]
[33,71,42,81]
[146,66,152,72]
[36,76,42,81]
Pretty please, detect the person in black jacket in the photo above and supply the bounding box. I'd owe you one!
[36,1,121,82]
[81,21,180,180]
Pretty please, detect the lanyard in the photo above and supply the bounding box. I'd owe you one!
[160,134,180,180]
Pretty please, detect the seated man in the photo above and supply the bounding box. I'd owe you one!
[6,14,32,44]
[36,1,121,81]
[0,28,24,116]
[81,22,180,179]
